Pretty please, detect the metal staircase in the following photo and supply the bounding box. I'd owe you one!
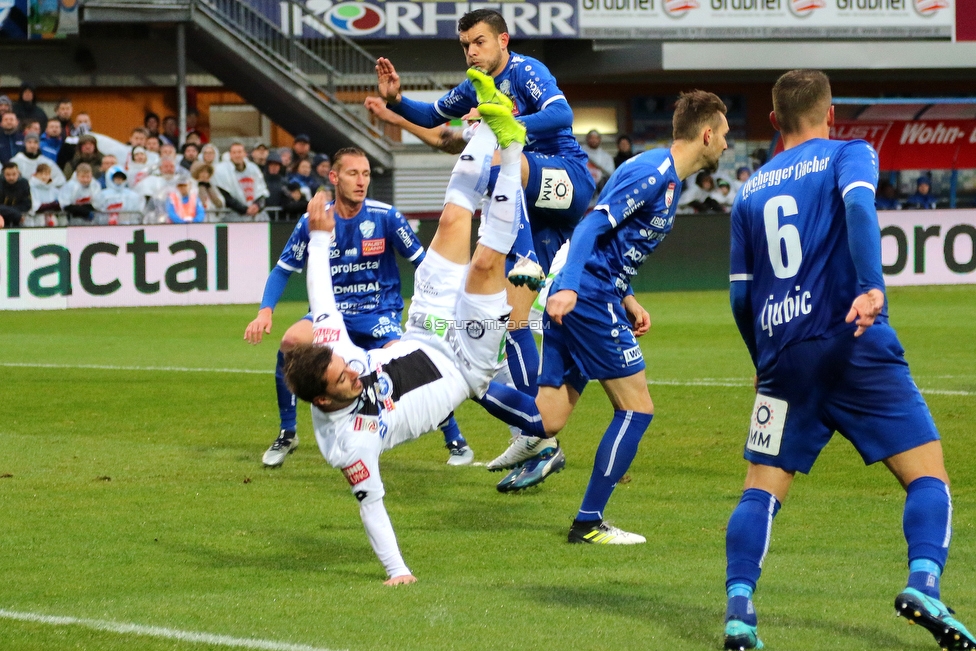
[82,0,446,170]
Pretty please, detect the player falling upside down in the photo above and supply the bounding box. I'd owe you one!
[244,148,472,468]
[283,103,526,583]
[478,91,730,542]
[370,9,596,482]
[722,69,975,651]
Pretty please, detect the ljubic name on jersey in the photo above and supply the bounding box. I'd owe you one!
[760,284,814,338]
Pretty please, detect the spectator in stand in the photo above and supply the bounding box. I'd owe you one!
[164,170,205,223]
[55,99,73,138]
[186,109,208,143]
[158,142,177,164]
[145,134,161,155]
[93,166,146,225]
[287,158,318,199]
[39,118,63,162]
[0,112,24,164]
[581,129,615,192]
[678,171,724,214]
[281,180,308,219]
[59,162,101,223]
[263,150,286,210]
[200,143,219,167]
[135,156,179,202]
[160,116,180,148]
[13,83,47,125]
[289,133,313,173]
[74,112,92,135]
[614,134,634,169]
[184,131,202,148]
[190,161,225,215]
[904,175,938,210]
[250,143,269,170]
[29,163,61,227]
[312,153,331,189]
[731,165,752,193]
[21,118,41,139]
[180,142,200,170]
[0,95,12,116]
[144,112,160,137]
[12,133,65,187]
[97,153,117,188]
[277,147,292,170]
[714,177,735,212]
[1,161,31,227]
[63,134,103,180]
[213,142,268,220]
[126,146,152,188]
[876,179,901,211]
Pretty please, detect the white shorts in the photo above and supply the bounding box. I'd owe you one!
[404,249,509,397]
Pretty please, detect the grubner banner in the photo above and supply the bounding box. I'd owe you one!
[0,224,269,310]
[268,0,577,38]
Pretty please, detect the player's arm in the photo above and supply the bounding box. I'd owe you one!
[546,208,615,323]
[837,142,886,337]
[515,63,574,136]
[387,208,426,267]
[360,499,415,585]
[622,293,651,337]
[365,97,467,155]
[244,217,307,344]
[306,194,357,350]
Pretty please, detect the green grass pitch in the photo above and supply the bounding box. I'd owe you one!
[1,285,974,651]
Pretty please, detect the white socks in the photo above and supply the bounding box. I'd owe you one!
[443,122,497,214]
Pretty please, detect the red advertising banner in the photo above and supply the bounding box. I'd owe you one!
[774,120,976,170]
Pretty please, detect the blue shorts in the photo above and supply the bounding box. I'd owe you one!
[744,322,939,474]
[302,310,403,349]
[524,152,594,228]
[538,293,645,394]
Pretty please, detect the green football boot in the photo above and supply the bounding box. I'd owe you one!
[477,103,525,148]
[466,67,513,110]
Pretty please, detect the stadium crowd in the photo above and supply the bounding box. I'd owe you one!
[0,85,335,229]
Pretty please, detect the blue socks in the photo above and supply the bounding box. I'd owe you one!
[275,349,297,432]
[439,413,466,447]
[576,410,653,521]
[505,328,539,396]
[904,476,952,599]
[476,381,546,437]
[726,488,781,607]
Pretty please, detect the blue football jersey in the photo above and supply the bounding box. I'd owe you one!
[276,199,425,314]
[730,138,881,371]
[552,148,682,299]
[434,52,587,163]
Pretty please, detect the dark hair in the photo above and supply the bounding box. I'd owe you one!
[458,9,508,35]
[672,90,728,142]
[772,70,831,136]
[56,98,71,108]
[331,146,368,171]
[182,143,199,154]
[284,344,334,403]
[47,117,60,125]
[2,161,19,171]
[35,163,51,174]
[616,134,631,145]
[144,112,159,124]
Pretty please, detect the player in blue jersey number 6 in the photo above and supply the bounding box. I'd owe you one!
[477,91,730,543]
[244,148,472,468]
[721,70,975,651]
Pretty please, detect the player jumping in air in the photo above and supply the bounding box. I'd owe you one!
[283,102,526,583]
[722,69,975,651]
[244,148,472,467]
[477,91,730,543]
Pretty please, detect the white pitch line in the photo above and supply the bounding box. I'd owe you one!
[0,608,345,651]
[3,362,973,396]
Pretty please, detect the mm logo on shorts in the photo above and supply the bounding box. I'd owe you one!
[342,460,370,486]
[746,394,788,457]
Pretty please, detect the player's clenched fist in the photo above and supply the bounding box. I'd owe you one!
[546,289,578,325]
[307,192,335,232]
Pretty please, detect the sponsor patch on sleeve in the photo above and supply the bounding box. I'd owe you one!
[313,327,341,345]
[746,394,788,457]
[353,415,379,432]
[342,460,370,486]
[361,238,386,256]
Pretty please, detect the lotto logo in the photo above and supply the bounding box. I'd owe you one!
[342,460,370,486]
[361,238,385,256]
[313,327,341,344]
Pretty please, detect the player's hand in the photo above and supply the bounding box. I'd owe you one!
[244,308,273,344]
[364,96,400,124]
[307,192,335,232]
[462,107,481,122]
[623,295,651,337]
[383,574,417,586]
[845,288,885,337]
[546,289,578,325]
[375,58,401,104]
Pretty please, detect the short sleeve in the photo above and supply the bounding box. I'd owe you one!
[729,198,753,281]
[277,216,310,272]
[835,140,879,199]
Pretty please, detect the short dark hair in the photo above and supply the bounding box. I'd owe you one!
[458,9,508,35]
[56,98,71,108]
[284,344,334,403]
[672,90,728,142]
[2,161,19,171]
[772,70,832,136]
[47,117,60,125]
[332,147,368,171]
